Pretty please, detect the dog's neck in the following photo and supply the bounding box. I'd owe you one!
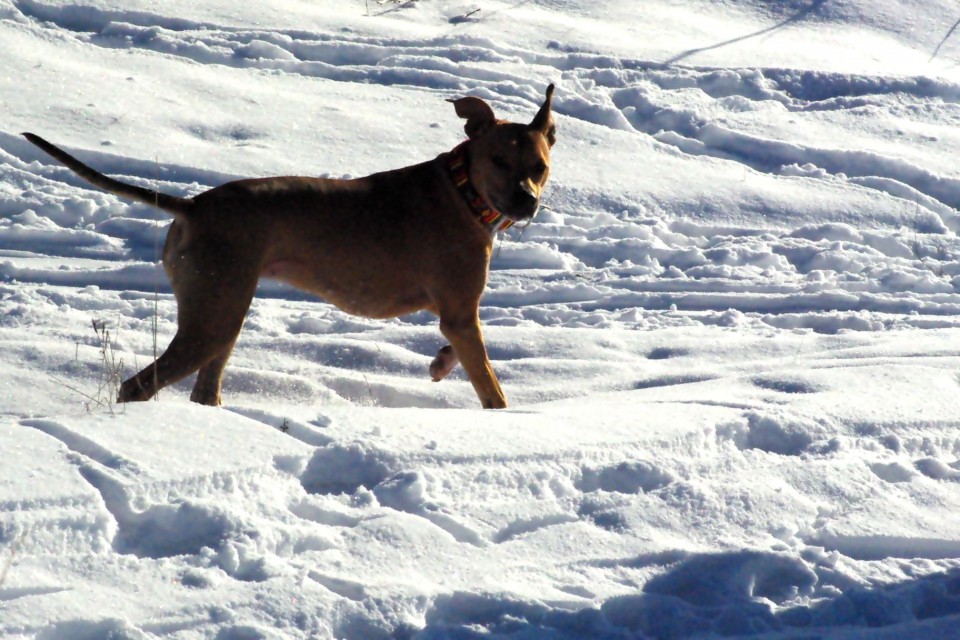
[446,142,514,235]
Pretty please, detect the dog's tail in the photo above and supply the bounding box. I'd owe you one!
[22,133,193,216]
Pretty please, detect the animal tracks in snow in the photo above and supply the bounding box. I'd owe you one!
[5,339,960,638]
[9,405,348,583]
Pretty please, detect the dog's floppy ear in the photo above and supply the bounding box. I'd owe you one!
[530,83,556,147]
[448,96,496,140]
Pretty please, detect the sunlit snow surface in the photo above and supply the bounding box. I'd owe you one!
[3,1,960,638]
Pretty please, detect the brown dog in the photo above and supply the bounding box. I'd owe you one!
[24,85,555,409]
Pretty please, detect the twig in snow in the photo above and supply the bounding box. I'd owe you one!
[450,7,481,23]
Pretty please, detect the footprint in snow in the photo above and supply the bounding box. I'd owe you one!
[914,458,960,481]
[577,461,675,494]
[646,347,690,360]
[752,376,822,394]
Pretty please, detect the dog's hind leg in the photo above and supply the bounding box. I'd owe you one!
[118,316,246,404]
[118,331,225,403]
[189,339,239,406]
[118,257,258,405]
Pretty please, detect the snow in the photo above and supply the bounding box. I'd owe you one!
[3,0,960,638]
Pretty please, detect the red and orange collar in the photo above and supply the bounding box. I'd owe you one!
[447,142,514,234]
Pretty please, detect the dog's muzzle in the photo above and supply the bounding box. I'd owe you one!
[500,182,540,221]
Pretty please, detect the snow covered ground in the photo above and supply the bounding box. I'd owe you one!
[4,0,960,638]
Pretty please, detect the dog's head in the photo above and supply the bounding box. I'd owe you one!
[449,84,556,222]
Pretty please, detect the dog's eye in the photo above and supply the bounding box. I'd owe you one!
[492,156,511,172]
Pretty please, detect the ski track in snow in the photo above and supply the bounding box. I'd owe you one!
[4,0,960,638]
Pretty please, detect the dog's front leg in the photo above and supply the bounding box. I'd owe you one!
[438,313,506,409]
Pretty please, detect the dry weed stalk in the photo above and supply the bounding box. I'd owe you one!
[52,318,125,414]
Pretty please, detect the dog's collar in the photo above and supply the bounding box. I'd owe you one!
[447,142,514,234]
